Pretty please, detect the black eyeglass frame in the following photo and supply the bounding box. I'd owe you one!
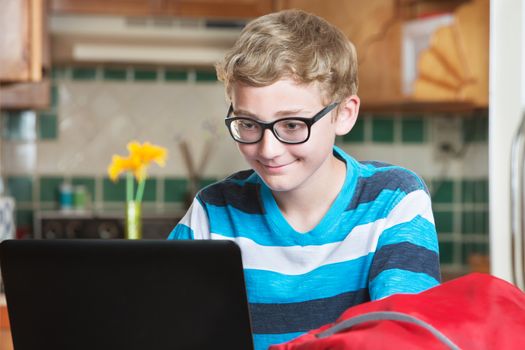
[224,102,339,144]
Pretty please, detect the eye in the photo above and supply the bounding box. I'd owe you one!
[280,120,306,132]
[238,119,257,130]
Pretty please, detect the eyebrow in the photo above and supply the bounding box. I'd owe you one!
[233,108,311,119]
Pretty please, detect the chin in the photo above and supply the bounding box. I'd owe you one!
[257,174,300,193]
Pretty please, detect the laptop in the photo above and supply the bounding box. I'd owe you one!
[0,239,254,350]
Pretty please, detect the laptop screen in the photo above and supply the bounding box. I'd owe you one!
[0,239,254,350]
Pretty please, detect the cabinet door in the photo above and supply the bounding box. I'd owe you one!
[0,0,44,82]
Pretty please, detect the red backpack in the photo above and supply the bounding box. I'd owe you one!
[269,273,525,350]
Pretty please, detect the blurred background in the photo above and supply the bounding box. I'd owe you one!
[0,0,490,278]
[10,0,525,348]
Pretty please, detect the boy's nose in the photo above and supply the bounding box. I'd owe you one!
[258,129,285,159]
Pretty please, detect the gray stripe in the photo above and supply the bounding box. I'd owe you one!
[369,242,441,282]
[316,311,460,350]
[346,169,424,211]
[249,289,369,334]
[359,161,391,168]
[198,181,264,214]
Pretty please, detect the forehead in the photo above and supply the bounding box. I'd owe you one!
[230,79,325,109]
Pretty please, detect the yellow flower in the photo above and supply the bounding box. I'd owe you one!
[128,141,167,168]
[107,141,168,182]
[107,154,143,182]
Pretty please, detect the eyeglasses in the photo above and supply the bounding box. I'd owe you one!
[224,102,339,144]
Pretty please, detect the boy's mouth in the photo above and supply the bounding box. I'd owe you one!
[259,160,296,172]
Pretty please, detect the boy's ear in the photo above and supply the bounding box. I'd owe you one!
[335,95,360,136]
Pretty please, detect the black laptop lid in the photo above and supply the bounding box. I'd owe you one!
[0,239,254,350]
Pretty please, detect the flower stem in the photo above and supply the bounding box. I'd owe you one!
[135,176,146,203]
[126,172,134,202]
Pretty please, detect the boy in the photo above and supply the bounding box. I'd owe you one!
[168,9,440,350]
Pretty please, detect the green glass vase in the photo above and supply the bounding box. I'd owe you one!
[125,201,142,239]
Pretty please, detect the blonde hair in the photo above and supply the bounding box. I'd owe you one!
[215,9,358,104]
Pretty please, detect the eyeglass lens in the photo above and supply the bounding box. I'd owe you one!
[230,119,309,143]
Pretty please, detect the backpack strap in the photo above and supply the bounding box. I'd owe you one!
[315,311,460,350]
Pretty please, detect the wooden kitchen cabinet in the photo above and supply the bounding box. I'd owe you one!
[0,0,50,110]
[0,0,47,82]
[412,0,489,107]
[277,0,488,111]
[50,0,275,19]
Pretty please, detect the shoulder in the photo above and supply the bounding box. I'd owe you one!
[197,169,264,214]
[357,161,427,193]
[347,160,428,211]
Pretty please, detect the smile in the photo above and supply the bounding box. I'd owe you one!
[259,160,296,171]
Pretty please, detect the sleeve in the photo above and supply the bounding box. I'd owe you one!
[167,197,211,240]
[368,185,441,300]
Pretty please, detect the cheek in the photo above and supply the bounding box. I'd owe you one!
[237,143,255,158]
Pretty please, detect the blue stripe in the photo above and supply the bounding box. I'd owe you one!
[369,242,440,282]
[378,215,439,252]
[342,189,405,226]
[369,269,440,300]
[347,168,425,210]
[244,254,373,303]
[249,289,369,334]
[252,332,305,350]
[207,189,408,246]
[167,224,194,240]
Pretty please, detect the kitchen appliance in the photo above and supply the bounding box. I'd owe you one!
[35,210,182,240]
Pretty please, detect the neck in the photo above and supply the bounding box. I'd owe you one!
[272,154,347,233]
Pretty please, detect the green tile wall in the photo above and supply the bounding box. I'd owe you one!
[51,84,59,108]
[438,241,455,264]
[51,67,66,79]
[134,69,158,81]
[164,178,188,203]
[7,176,33,203]
[401,117,425,143]
[165,69,188,81]
[72,67,97,80]
[461,179,488,203]
[434,210,454,233]
[39,176,64,203]
[432,180,455,203]
[195,70,218,82]
[372,117,394,143]
[141,178,157,202]
[38,112,58,140]
[461,210,489,235]
[103,177,127,202]
[15,209,34,227]
[462,114,488,142]
[199,177,217,189]
[103,68,127,81]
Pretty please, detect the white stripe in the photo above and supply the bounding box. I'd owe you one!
[211,190,434,275]
[179,198,211,239]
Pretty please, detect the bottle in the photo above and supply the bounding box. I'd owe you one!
[74,185,87,211]
[59,182,73,211]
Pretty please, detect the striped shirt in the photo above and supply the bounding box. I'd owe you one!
[168,146,440,350]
